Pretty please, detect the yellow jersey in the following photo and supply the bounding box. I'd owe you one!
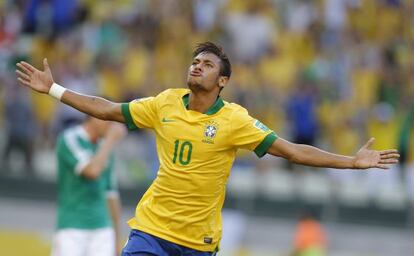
[121,88,277,251]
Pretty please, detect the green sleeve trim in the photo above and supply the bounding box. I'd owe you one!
[121,103,138,130]
[254,132,278,158]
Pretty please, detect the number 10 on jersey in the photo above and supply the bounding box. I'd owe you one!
[172,140,193,165]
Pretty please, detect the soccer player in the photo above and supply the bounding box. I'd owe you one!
[51,116,126,256]
[16,42,399,256]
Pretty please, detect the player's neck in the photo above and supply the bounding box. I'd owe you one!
[188,91,219,114]
[82,123,99,144]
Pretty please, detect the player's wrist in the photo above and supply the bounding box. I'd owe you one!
[350,156,358,169]
[48,82,66,100]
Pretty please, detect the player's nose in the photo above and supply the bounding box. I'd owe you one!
[193,62,203,71]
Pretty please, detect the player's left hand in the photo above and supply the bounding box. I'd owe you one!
[353,138,399,169]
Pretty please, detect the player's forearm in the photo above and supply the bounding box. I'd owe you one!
[82,139,116,179]
[61,89,124,122]
[290,144,355,169]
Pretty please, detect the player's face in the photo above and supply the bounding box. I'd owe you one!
[187,53,222,93]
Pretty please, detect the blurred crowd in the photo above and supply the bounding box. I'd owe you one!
[1,0,414,177]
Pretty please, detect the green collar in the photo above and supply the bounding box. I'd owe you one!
[182,93,224,115]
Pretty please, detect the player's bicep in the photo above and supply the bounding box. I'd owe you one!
[267,137,299,160]
[108,103,125,123]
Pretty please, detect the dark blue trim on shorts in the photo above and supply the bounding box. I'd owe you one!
[121,229,217,256]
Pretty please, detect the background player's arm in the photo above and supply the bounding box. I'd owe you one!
[107,194,122,256]
[267,137,399,169]
[16,59,125,122]
[81,124,126,179]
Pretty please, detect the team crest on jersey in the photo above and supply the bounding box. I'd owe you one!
[202,121,219,144]
[254,120,270,132]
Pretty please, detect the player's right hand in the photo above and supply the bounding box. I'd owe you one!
[16,58,54,94]
[106,123,127,143]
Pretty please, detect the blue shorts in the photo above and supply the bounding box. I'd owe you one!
[121,229,217,256]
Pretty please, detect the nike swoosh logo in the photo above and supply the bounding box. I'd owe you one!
[162,118,175,123]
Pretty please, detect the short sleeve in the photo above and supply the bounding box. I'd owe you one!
[231,107,278,158]
[122,96,157,130]
[59,132,93,175]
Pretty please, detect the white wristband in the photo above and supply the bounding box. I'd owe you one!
[48,83,66,100]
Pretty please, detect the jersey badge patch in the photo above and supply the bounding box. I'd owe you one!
[202,121,219,144]
[254,120,270,132]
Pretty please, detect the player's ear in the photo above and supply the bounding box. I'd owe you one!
[218,76,229,89]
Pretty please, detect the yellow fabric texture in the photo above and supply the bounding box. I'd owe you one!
[125,88,276,251]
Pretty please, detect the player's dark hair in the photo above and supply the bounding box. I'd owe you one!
[192,42,232,78]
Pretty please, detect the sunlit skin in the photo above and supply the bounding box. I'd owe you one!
[186,53,228,114]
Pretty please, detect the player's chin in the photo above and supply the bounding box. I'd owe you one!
[187,78,203,90]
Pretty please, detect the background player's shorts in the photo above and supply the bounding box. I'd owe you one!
[122,229,217,256]
[51,227,115,256]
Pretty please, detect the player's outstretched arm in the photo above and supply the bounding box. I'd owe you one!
[16,58,125,122]
[267,137,399,169]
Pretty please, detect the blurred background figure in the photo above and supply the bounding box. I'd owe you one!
[52,118,125,256]
[291,211,327,256]
[1,85,36,177]
[286,77,318,147]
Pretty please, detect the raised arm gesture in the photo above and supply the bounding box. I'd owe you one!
[16,58,54,94]
[267,137,399,170]
[15,58,125,123]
